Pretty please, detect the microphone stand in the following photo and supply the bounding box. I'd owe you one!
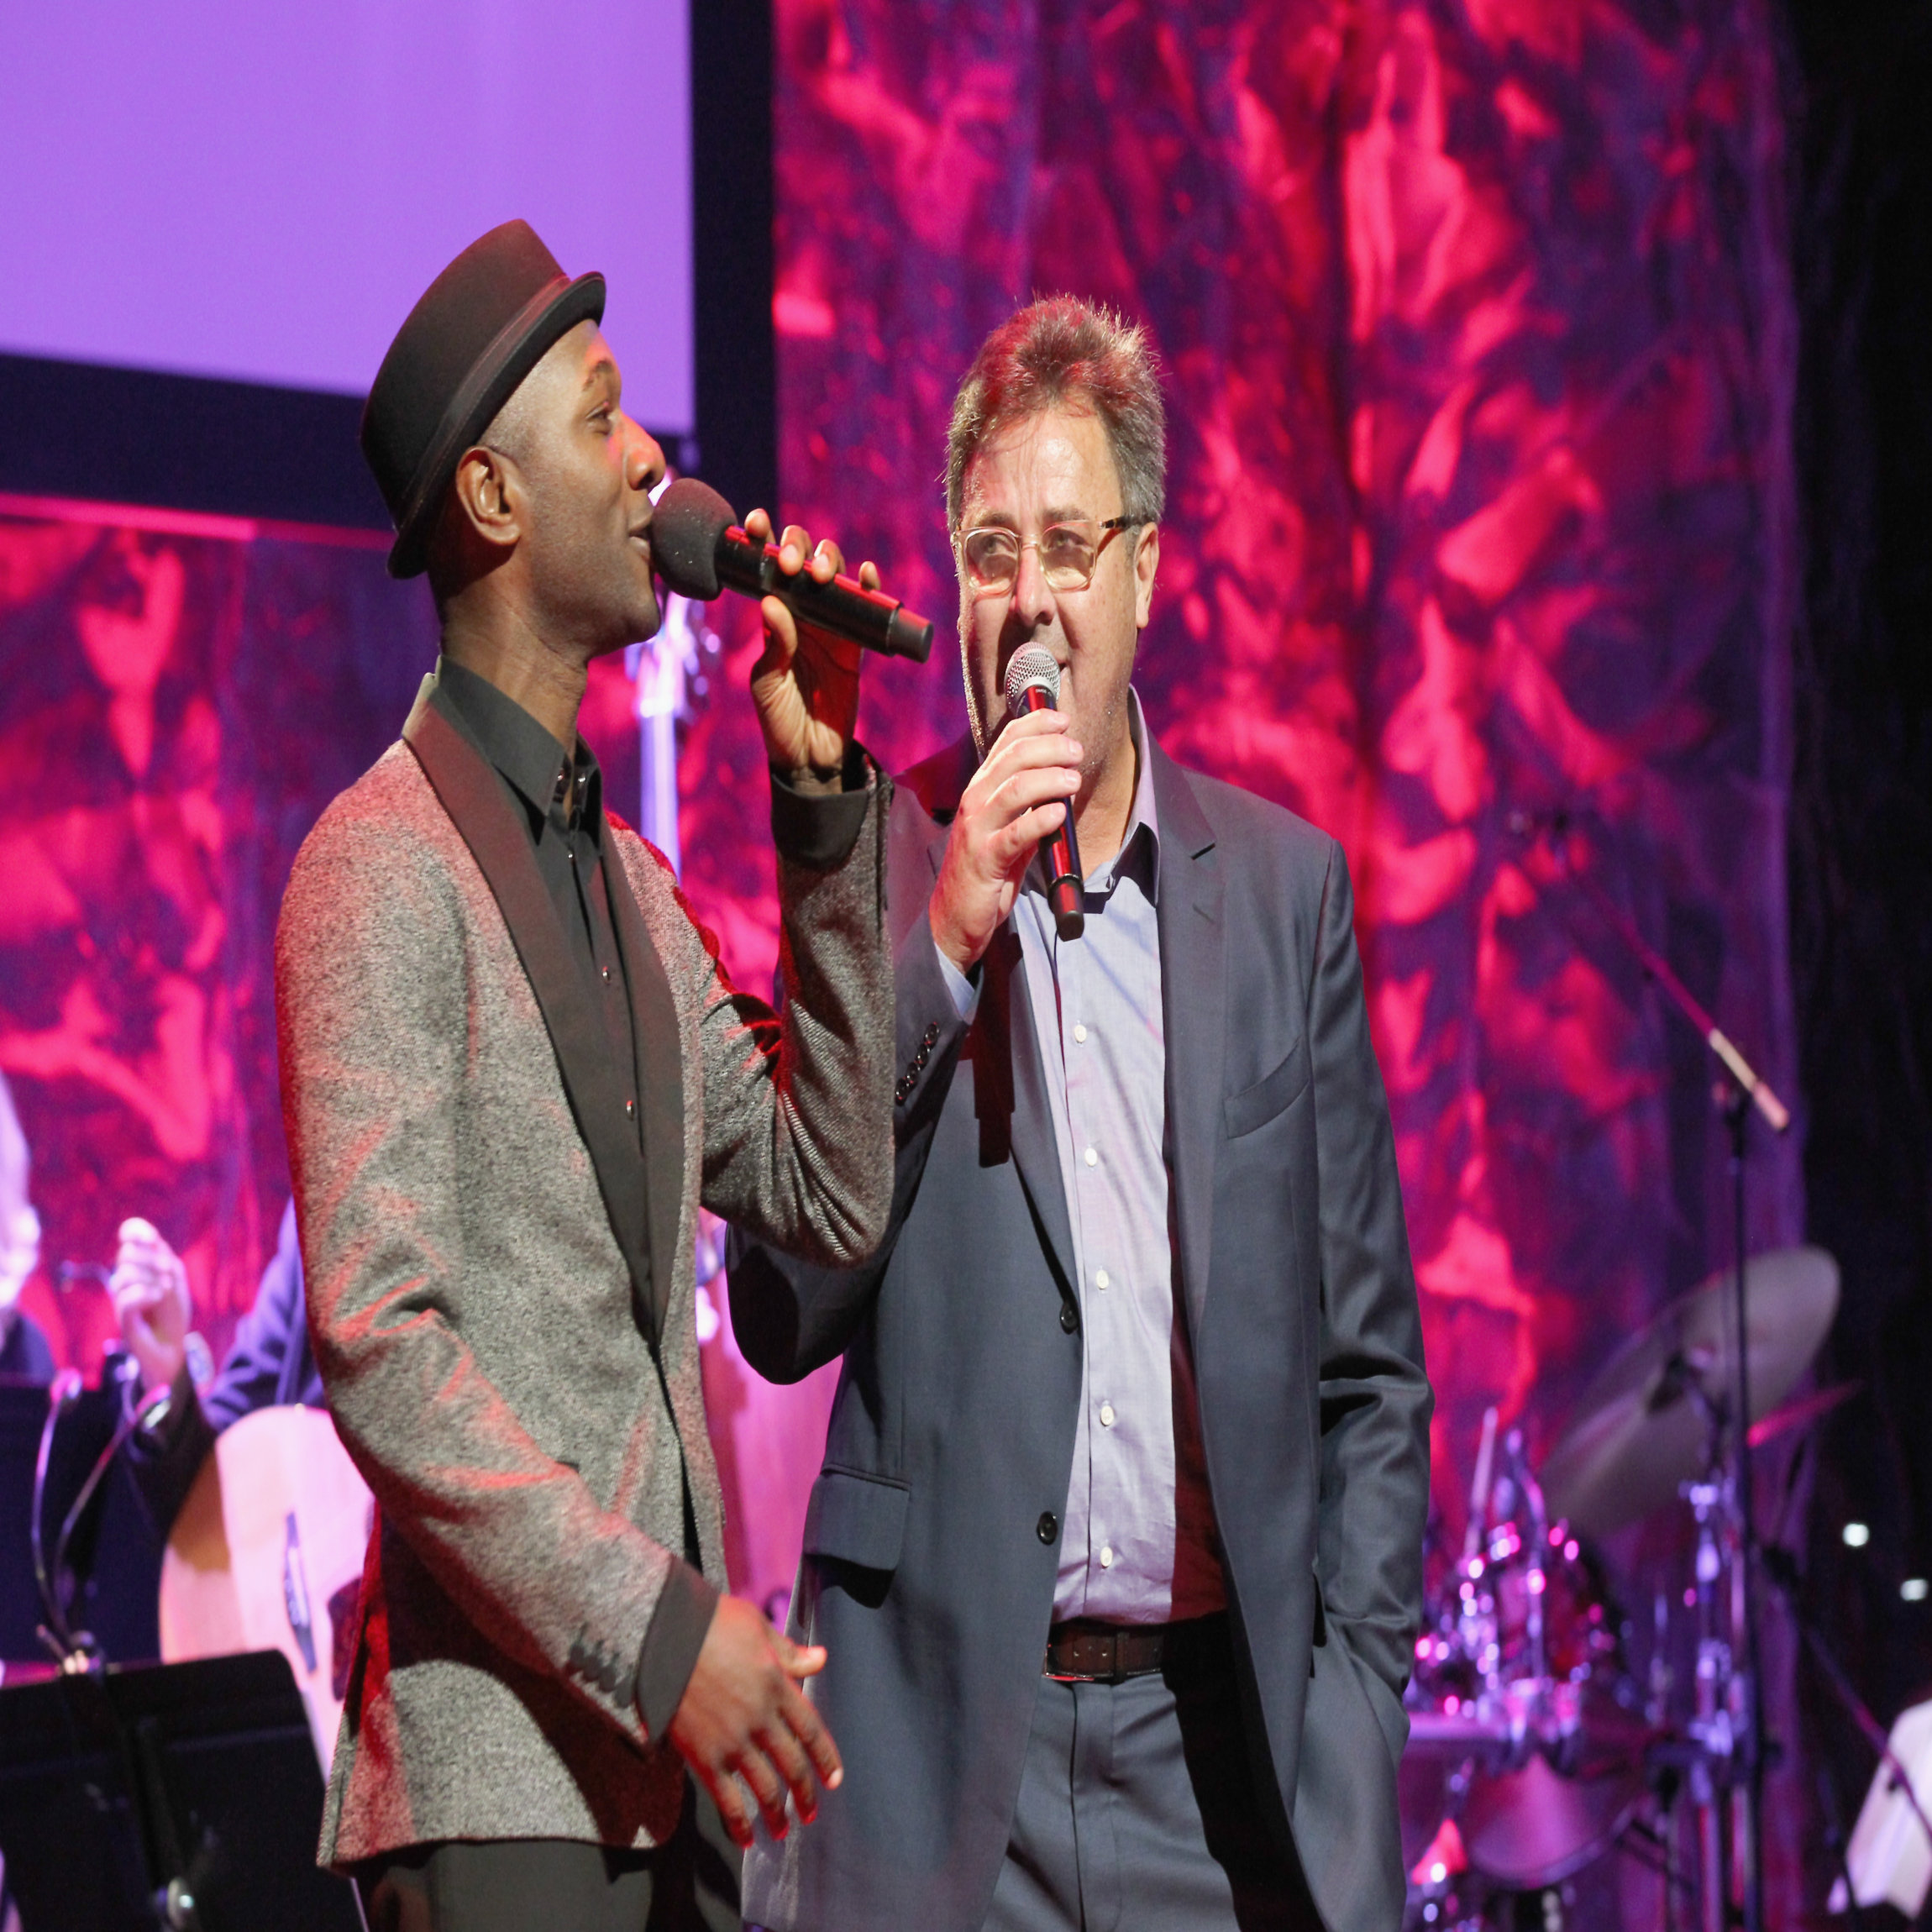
[1538,816,1790,1932]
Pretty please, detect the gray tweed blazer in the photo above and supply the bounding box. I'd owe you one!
[276,677,894,1867]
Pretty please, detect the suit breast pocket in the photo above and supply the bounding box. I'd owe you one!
[1222,1034,1310,1139]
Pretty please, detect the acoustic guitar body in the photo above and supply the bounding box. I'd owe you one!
[159,1404,373,1772]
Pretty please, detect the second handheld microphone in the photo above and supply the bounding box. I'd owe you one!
[1005,647,1083,942]
[649,477,934,663]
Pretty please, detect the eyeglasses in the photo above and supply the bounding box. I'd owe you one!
[958,516,1137,596]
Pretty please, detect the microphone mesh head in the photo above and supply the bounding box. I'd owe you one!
[649,476,737,600]
[1005,646,1060,717]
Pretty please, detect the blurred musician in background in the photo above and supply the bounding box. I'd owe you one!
[108,1198,318,1530]
[0,1072,55,1384]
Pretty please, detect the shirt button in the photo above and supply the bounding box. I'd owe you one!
[1083,1147,1098,1168]
[1074,1024,1088,1043]
[1100,1545,1115,1569]
[1037,1512,1059,1546]
[1100,1402,1116,1428]
[1094,1268,1110,1290]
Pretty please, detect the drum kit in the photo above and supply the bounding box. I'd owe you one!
[1399,1244,1843,1932]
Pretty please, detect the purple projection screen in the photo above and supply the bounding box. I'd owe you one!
[0,0,694,430]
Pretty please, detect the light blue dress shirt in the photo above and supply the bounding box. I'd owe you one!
[937,692,1226,1625]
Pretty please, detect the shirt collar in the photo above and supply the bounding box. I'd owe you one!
[1084,686,1161,904]
[1028,685,1160,906]
[434,654,603,840]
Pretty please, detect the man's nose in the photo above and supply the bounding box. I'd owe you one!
[1010,538,1057,630]
[625,417,666,494]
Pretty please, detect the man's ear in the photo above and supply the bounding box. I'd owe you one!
[449,444,526,556]
[1133,522,1160,629]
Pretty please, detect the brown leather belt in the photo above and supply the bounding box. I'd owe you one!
[1043,1613,1228,1683]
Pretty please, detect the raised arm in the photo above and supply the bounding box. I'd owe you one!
[667,753,896,1273]
[725,897,974,1379]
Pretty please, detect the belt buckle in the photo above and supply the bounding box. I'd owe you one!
[1046,1626,1121,1683]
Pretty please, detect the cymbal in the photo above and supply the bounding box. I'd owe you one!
[1542,1247,1840,1538]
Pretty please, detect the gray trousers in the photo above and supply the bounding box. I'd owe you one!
[983,1642,1320,1932]
[354,1785,739,1932]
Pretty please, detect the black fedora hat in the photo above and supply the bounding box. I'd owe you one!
[360,220,605,578]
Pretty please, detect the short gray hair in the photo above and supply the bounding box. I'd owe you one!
[945,297,1166,533]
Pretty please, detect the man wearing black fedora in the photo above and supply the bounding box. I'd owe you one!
[275,219,896,1929]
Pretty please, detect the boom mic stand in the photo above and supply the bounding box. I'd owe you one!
[1530,811,1792,1932]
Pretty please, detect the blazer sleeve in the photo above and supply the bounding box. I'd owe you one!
[726,878,971,1382]
[1308,839,1433,1704]
[674,759,897,1271]
[276,803,682,1751]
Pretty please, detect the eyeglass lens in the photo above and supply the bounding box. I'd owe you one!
[963,522,1105,591]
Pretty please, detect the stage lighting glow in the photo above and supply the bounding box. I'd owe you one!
[1903,1578,1929,1603]
[1843,1521,1872,1547]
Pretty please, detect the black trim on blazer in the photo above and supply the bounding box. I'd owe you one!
[402,689,675,1347]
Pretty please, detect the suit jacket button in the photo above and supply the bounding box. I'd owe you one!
[923,1023,940,1047]
[1059,1304,1079,1334]
[1037,1511,1058,1545]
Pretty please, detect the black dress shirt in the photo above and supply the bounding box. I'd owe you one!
[432,654,878,1293]
[437,659,644,1160]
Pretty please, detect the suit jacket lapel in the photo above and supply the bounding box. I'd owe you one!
[1151,742,1225,1343]
[922,736,1078,1297]
[604,847,685,1341]
[402,685,659,1341]
[987,922,1079,1297]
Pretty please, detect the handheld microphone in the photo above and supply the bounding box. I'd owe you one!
[649,477,934,664]
[1005,647,1083,942]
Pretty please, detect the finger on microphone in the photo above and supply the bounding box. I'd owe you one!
[858,560,880,591]
[742,506,774,545]
[757,596,800,664]
[777,522,814,575]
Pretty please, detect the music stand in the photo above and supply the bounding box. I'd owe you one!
[0,1649,361,1930]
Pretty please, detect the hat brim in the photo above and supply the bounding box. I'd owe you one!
[386,268,606,578]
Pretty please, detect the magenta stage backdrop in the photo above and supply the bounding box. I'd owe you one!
[0,0,1808,1907]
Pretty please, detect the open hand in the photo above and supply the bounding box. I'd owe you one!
[109,1216,192,1394]
[929,706,1083,973]
[743,509,869,782]
[666,1594,843,1848]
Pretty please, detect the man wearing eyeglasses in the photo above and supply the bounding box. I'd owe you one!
[729,297,1431,1932]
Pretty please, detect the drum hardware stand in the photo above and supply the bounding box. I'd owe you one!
[1534,816,1791,1932]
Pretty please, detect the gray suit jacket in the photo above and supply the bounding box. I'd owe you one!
[730,734,1431,1932]
[276,680,894,1866]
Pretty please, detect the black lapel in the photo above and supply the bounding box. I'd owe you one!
[402,686,658,1340]
[602,843,685,1342]
[1151,742,1226,1343]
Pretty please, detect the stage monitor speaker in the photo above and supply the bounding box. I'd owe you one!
[0,1649,361,1930]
